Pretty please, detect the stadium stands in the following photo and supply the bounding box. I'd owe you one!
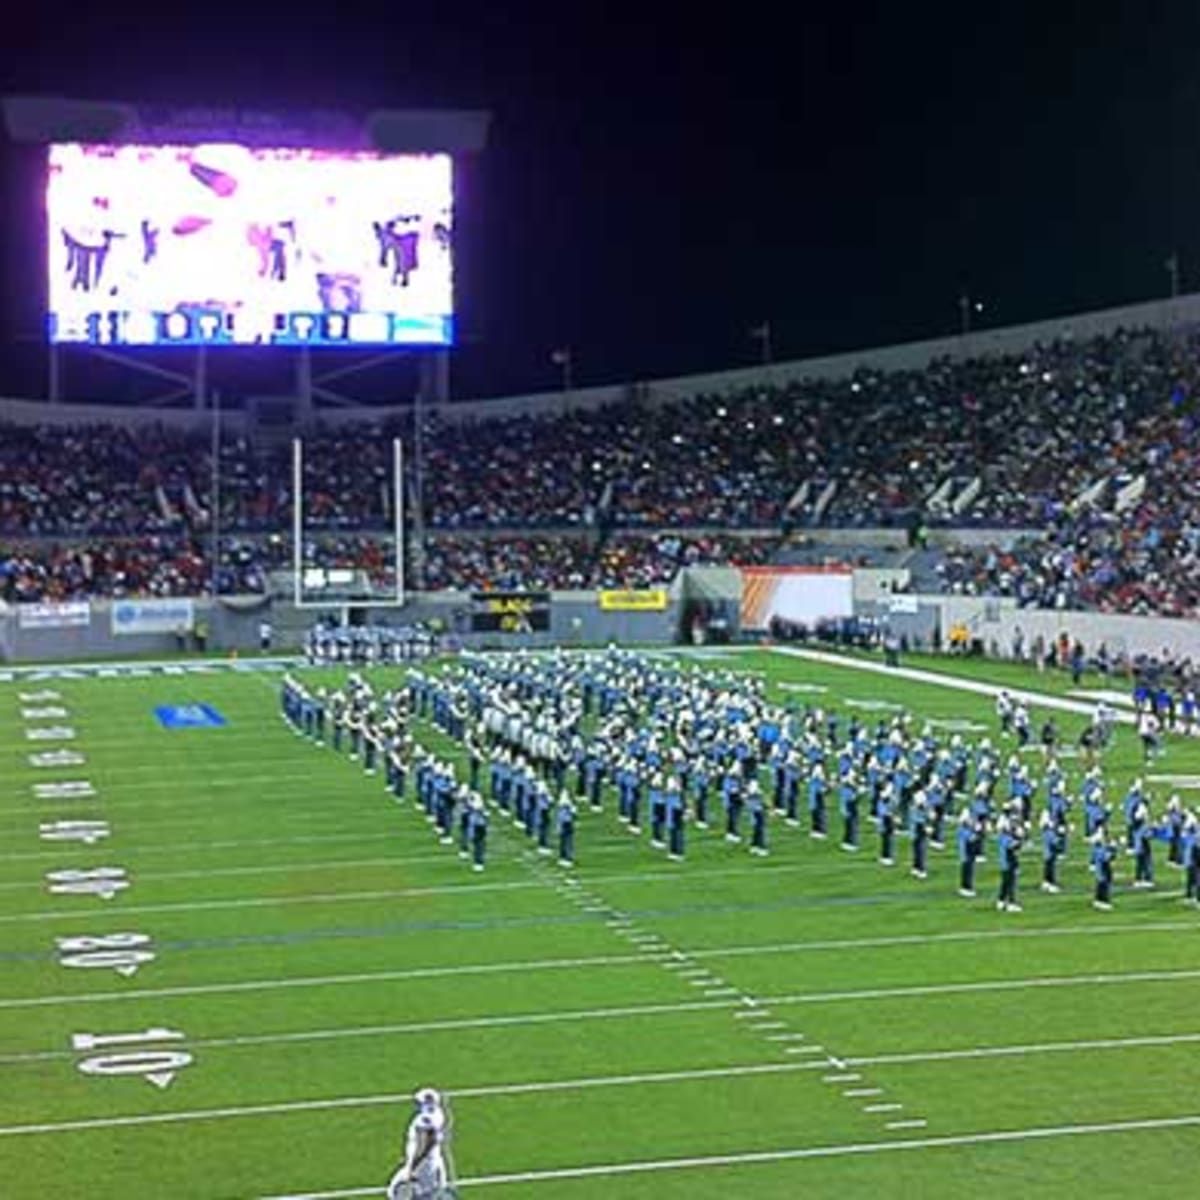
[2,322,1198,608]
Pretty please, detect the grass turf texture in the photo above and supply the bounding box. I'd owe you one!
[1,648,1197,1199]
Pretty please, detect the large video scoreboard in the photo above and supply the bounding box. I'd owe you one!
[46,142,455,347]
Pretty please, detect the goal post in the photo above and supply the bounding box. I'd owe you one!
[292,436,406,608]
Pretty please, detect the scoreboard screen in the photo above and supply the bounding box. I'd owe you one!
[46,142,454,347]
[470,593,552,633]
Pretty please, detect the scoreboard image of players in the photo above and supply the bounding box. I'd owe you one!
[470,592,551,633]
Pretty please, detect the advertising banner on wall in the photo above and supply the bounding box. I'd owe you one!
[110,598,195,636]
[597,589,669,612]
[18,602,91,630]
[469,592,551,633]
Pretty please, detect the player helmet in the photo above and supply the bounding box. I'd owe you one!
[414,1087,442,1109]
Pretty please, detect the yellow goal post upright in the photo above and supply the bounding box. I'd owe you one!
[291,436,405,611]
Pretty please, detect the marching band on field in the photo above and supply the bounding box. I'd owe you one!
[279,650,1200,911]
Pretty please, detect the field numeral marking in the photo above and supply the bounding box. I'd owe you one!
[72,1028,190,1089]
[32,781,96,800]
[57,932,155,977]
[19,690,63,702]
[25,727,77,742]
[46,867,130,901]
[30,750,86,768]
[22,706,69,720]
[40,820,110,846]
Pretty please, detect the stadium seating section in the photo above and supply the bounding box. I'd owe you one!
[2,324,1198,612]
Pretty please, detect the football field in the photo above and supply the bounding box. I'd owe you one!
[1,648,1198,1199]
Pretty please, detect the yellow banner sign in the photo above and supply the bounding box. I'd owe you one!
[598,589,669,612]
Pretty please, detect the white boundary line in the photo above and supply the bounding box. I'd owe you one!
[4,1034,1200,1140]
[262,1113,1200,1196]
[770,647,1138,724]
[4,969,1198,1064]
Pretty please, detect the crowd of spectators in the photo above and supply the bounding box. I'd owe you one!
[3,322,1200,610]
[1,532,782,601]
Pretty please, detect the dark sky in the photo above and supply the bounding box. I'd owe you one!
[2,2,1200,401]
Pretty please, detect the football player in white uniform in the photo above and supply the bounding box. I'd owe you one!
[387,1087,451,1199]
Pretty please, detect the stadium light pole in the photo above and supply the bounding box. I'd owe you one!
[1166,252,1181,298]
[551,346,573,393]
[959,294,984,336]
[750,321,773,365]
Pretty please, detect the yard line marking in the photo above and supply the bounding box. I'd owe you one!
[823,1073,862,1083]
[750,1021,788,1031]
[786,1045,824,1054]
[0,855,452,891]
[765,968,1200,1008]
[847,1031,1200,1069]
[0,997,750,1063]
[0,878,595,924]
[767,1034,806,1042]
[0,950,677,1010]
[257,1113,1200,1196]
[684,922,1197,963]
[845,1089,883,1098]
[887,1120,929,1130]
[865,1103,904,1113]
[0,831,424,865]
[0,1060,824,1138]
[704,988,738,997]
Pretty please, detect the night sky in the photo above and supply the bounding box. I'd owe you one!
[2,2,1199,401]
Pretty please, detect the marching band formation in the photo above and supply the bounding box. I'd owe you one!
[279,649,1200,913]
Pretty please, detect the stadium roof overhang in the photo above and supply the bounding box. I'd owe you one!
[1,96,491,153]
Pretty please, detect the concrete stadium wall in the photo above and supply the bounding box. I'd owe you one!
[896,594,1200,661]
[0,593,684,662]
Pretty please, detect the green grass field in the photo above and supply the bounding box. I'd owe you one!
[1,647,1198,1199]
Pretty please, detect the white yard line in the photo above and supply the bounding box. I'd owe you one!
[848,1031,1200,1068]
[0,1061,816,1138]
[0,856,907,922]
[686,922,1197,963]
[5,1032,1199,1140]
[0,855,462,892]
[261,1113,1200,1197]
[0,951,672,1011]
[771,647,1137,724]
[0,831,421,866]
[3,970,1197,1064]
[0,920,1181,1012]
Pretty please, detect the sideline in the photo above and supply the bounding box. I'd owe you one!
[771,647,1137,724]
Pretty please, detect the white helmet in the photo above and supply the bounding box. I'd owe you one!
[414,1087,442,1110]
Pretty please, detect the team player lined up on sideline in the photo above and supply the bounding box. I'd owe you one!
[279,652,1200,910]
